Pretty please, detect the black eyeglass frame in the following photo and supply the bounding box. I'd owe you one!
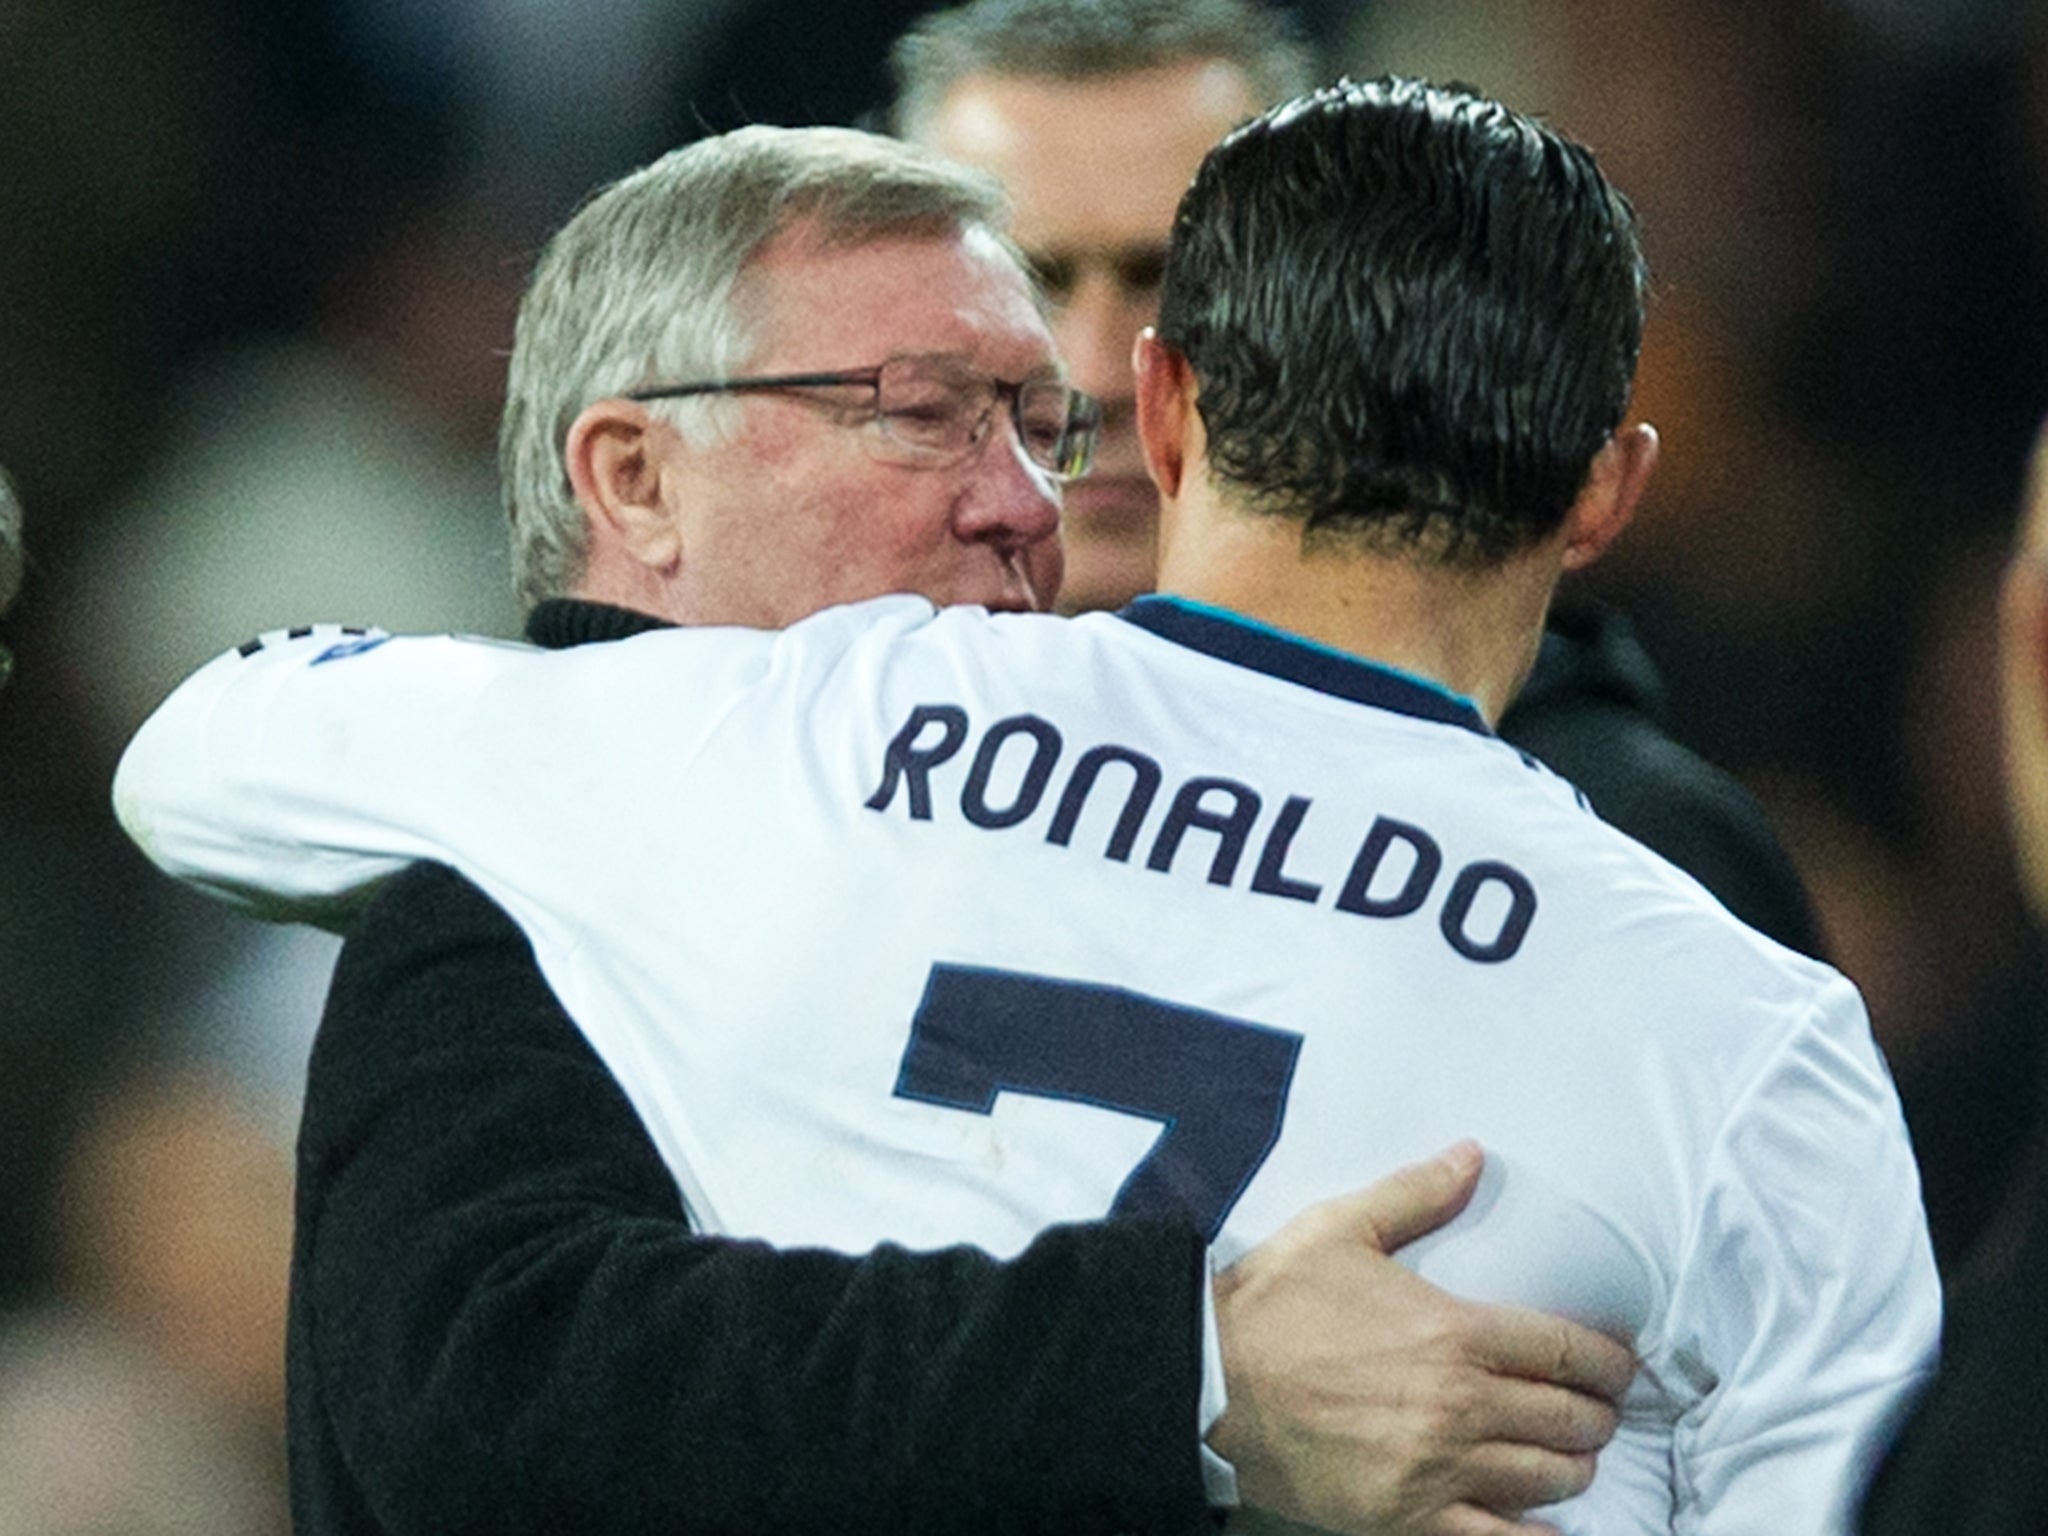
[623,355,1101,480]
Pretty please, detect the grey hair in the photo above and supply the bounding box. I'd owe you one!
[0,467,22,616]
[500,124,1015,610]
[890,0,1318,140]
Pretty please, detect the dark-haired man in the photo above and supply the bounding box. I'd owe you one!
[1855,416,2048,1534]
[891,0,1825,957]
[122,82,1935,1532]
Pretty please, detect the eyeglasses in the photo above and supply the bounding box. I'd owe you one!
[625,353,1101,480]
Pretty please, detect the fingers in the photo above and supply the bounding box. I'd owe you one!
[1467,1303,1636,1405]
[1417,1443,1591,1536]
[1327,1139,1487,1253]
[1448,1438,1601,1513]
[1449,1367,1622,1460]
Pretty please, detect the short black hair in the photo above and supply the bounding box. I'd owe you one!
[1157,76,1648,566]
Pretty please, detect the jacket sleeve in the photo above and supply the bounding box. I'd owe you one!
[293,860,1212,1536]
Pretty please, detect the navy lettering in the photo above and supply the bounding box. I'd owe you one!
[865,704,971,820]
[862,706,1538,963]
[962,714,1063,829]
[1046,744,1162,861]
[1250,796,1322,903]
[1335,816,1442,917]
[1440,861,1537,963]
[1148,777,1261,887]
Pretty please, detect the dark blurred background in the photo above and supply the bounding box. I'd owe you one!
[3,1,2045,1523]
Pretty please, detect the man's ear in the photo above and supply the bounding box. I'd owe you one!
[1133,328,1200,500]
[565,399,682,576]
[1561,422,1659,573]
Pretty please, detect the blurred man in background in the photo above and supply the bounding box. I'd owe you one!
[1857,414,2048,1533]
[892,0,1308,615]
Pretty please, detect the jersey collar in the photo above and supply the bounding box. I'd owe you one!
[1116,595,1494,738]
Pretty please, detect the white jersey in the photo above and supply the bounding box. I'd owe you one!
[115,595,1938,1535]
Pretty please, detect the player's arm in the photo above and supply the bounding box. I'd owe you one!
[112,622,782,927]
[112,626,474,925]
[1667,982,1940,1534]
[111,615,836,953]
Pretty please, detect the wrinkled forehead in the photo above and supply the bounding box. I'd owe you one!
[736,220,1059,375]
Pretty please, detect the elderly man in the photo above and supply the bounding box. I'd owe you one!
[122,125,1632,1535]
[122,84,1935,1534]
[890,0,1823,957]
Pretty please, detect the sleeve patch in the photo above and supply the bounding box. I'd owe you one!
[311,635,392,666]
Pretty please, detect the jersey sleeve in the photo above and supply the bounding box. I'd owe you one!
[113,626,494,924]
[111,621,776,927]
[1667,977,1941,1534]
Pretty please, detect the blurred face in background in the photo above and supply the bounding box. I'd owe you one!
[919,59,1261,613]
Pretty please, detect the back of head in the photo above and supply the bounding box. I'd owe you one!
[1158,76,1647,567]
[501,124,1012,610]
[889,0,1315,135]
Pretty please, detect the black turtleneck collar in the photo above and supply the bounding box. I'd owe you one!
[524,598,676,651]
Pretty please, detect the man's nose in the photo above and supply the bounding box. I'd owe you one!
[956,413,1064,550]
[1053,267,1152,405]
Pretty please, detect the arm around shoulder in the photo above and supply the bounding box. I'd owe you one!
[294,862,1212,1535]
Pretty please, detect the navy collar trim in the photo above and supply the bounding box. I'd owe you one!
[1116,595,1494,737]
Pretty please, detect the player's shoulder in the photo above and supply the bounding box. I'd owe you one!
[765,596,1098,681]
[1650,887,1864,1060]
[1530,792,1853,1003]
[211,621,546,691]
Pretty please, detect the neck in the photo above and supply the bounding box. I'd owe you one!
[573,546,692,627]
[1154,497,1561,725]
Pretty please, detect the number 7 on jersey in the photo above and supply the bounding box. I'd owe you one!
[893,964,1304,1241]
